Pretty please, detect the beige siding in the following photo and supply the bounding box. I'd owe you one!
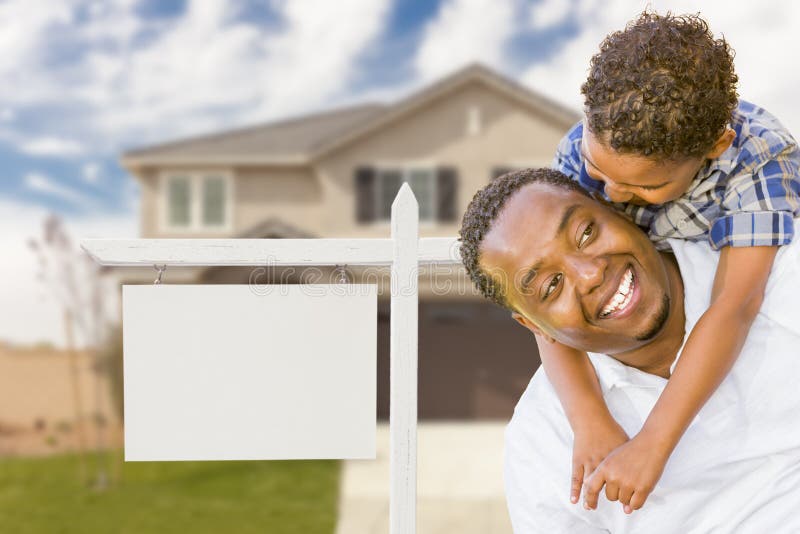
[135,80,574,240]
[136,166,323,238]
[137,170,158,237]
[316,80,572,238]
[234,167,323,235]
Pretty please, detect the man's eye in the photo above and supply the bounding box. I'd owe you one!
[543,273,562,299]
[578,224,594,247]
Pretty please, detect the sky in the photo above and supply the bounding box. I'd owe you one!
[2,0,800,346]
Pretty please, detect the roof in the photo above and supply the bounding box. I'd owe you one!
[121,63,580,169]
[122,104,385,167]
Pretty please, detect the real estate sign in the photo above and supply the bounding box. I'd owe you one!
[122,284,377,461]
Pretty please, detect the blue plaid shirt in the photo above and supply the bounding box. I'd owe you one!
[553,100,800,250]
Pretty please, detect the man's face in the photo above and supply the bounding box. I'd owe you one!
[478,183,673,355]
[581,126,704,205]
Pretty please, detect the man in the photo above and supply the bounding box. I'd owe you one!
[458,168,800,533]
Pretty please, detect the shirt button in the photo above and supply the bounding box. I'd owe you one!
[678,220,687,229]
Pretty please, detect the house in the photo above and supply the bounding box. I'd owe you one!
[121,64,580,419]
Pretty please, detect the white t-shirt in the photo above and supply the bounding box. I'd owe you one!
[504,229,800,533]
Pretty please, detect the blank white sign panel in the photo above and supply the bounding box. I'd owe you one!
[122,284,376,461]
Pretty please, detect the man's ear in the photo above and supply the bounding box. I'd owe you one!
[511,311,555,343]
[705,128,736,159]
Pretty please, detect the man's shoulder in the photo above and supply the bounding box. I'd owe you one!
[508,368,553,423]
[506,368,572,452]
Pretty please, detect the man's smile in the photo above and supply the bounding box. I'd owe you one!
[598,265,638,319]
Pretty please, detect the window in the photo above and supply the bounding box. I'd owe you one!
[408,169,435,220]
[354,166,459,224]
[202,177,226,226]
[376,168,436,222]
[161,172,232,232]
[167,176,191,226]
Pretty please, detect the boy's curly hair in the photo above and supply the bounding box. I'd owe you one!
[458,168,589,310]
[582,11,739,160]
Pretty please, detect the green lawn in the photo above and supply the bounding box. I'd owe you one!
[0,451,339,534]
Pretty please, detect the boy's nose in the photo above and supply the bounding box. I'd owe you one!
[603,180,634,203]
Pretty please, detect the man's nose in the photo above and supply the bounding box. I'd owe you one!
[603,180,633,203]
[565,253,606,295]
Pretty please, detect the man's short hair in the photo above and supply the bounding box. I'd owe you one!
[582,11,739,160]
[458,168,589,310]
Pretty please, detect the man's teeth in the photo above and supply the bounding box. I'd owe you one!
[600,268,634,317]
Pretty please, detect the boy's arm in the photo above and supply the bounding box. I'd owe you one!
[583,245,778,513]
[536,335,628,504]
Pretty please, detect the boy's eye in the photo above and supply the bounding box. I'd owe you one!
[578,224,594,247]
[543,273,562,300]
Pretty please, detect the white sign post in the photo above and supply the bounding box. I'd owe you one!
[82,184,462,534]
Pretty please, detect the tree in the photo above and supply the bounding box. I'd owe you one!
[29,214,115,490]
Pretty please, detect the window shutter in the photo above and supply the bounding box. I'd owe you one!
[355,166,376,223]
[436,166,458,222]
[380,169,402,220]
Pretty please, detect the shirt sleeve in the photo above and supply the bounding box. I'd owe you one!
[552,122,584,180]
[552,121,608,198]
[709,143,800,250]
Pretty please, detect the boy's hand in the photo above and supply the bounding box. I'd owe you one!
[570,417,628,504]
[582,434,669,514]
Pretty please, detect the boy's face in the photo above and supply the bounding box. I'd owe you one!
[581,125,706,205]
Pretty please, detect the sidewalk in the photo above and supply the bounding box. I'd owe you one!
[335,422,513,534]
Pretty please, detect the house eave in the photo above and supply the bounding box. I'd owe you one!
[120,154,312,172]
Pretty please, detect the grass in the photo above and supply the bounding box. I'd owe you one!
[0,450,340,534]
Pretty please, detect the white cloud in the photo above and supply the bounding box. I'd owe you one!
[0,108,14,122]
[24,172,92,207]
[19,136,85,157]
[521,1,800,137]
[0,199,136,348]
[0,0,72,104]
[529,0,573,30]
[521,0,648,111]
[414,0,518,82]
[251,0,393,119]
[0,0,394,153]
[82,162,101,184]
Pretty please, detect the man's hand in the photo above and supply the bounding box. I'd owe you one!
[582,434,669,514]
[570,417,629,504]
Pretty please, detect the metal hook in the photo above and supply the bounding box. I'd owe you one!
[154,264,167,285]
[334,264,350,284]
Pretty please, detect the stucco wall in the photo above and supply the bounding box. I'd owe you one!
[316,80,573,238]
[134,79,574,241]
[234,167,323,235]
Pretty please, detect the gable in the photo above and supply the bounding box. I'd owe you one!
[318,79,575,168]
[312,64,579,159]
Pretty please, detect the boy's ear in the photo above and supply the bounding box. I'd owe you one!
[706,128,736,159]
[511,311,555,343]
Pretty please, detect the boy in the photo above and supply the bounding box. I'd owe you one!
[543,11,800,514]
